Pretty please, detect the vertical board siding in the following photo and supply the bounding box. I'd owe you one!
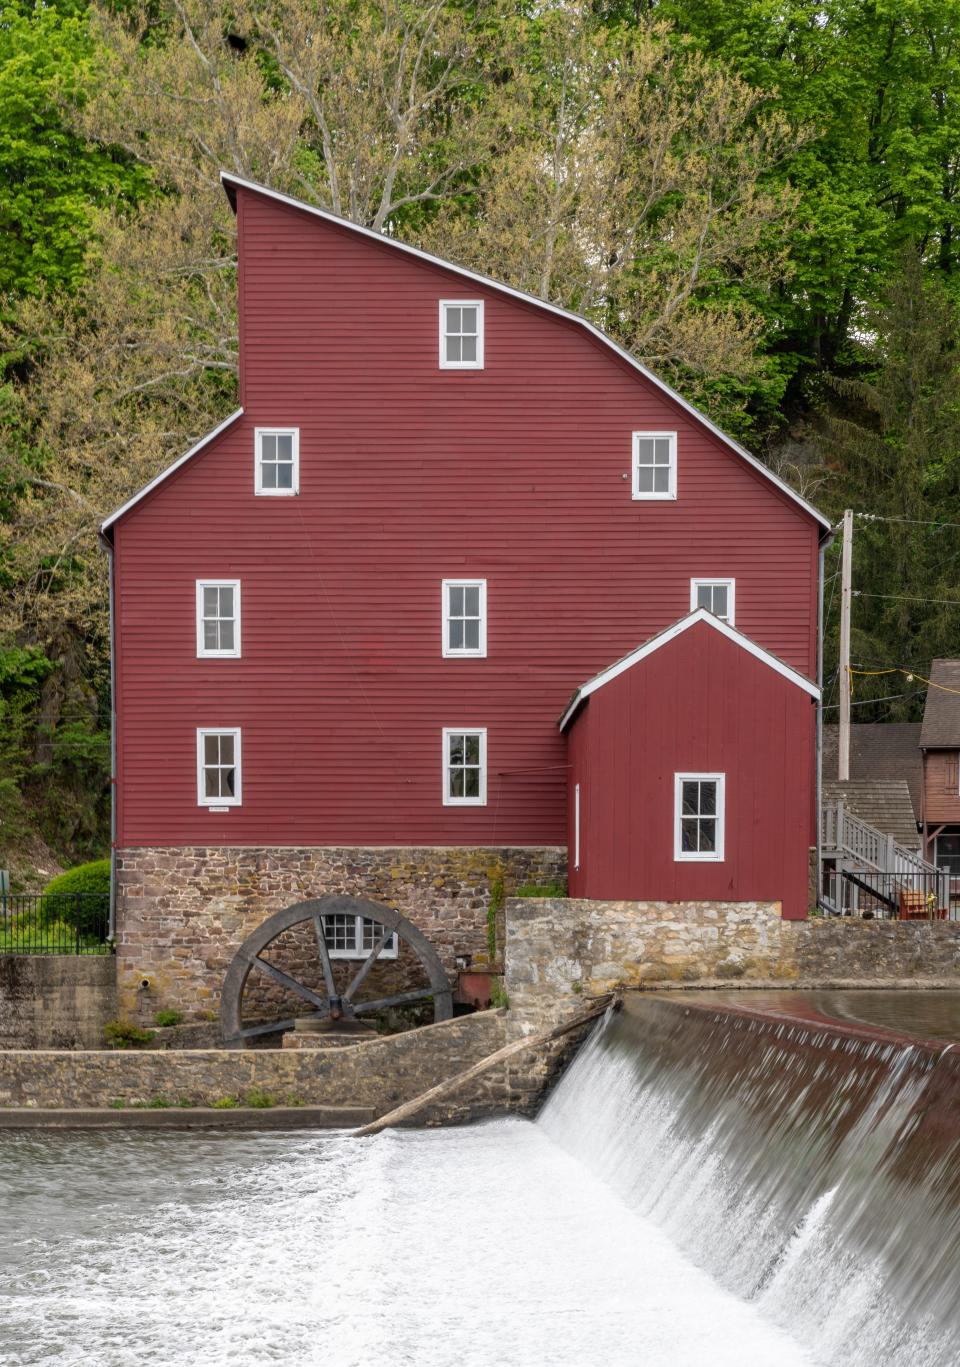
[567,622,815,919]
[114,187,819,848]
[923,750,960,824]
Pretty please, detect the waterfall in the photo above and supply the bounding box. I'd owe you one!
[539,996,960,1367]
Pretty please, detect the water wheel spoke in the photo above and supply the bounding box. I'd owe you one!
[343,927,395,1002]
[233,1017,299,1040]
[353,986,436,1015]
[250,955,330,1011]
[312,915,337,999]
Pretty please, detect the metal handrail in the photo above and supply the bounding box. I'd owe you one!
[822,800,949,910]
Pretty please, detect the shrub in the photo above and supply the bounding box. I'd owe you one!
[245,1087,275,1109]
[153,1008,183,1028]
[212,1095,239,1109]
[42,858,110,937]
[104,1019,155,1050]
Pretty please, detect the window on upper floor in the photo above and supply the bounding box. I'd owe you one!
[674,773,724,862]
[442,580,487,657]
[255,428,299,495]
[197,728,241,807]
[443,728,487,805]
[322,913,398,960]
[691,578,735,625]
[440,301,484,370]
[196,581,241,657]
[632,432,677,501]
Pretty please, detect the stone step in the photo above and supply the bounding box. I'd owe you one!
[0,1105,374,1130]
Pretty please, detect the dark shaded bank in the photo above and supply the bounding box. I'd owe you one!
[539,992,960,1367]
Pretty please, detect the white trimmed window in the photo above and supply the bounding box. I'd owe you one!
[675,774,724,862]
[442,579,487,657]
[440,301,484,369]
[632,432,677,500]
[322,914,398,960]
[443,728,487,805]
[691,578,735,625]
[196,581,241,657]
[197,728,242,807]
[255,428,299,495]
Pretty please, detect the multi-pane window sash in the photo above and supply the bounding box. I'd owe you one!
[440,301,484,369]
[321,913,398,960]
[197,729,241,806]
[632,432,677,500]
[443,728,487,805]
[691,579,735,626]
[197,581,240,657]
[675,774,724,861]
[443,580,486,656]
[255,428,299,495]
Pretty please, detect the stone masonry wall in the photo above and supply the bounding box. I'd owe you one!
[116,846,565,1021]
[505,898,960,1018]
[0,956,116,1049]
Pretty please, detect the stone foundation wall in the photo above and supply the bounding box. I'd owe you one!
[0,956,116,1049]
[116,846,565,1020]
[505,898,960,1016]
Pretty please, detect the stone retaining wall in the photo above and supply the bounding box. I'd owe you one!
[116,845,565,1020]
[0,1007,588,1125]
[0,956,116,1049]
[504,898,960,1015]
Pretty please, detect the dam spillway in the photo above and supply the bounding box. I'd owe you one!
[2,992,959,1365]
[541,992,960,1367]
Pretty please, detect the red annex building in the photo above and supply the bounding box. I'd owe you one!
[101,174,829,1018]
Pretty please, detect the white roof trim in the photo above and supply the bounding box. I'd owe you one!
[558,608,820,731]
[220,171,830,532]
[100,408,244,533]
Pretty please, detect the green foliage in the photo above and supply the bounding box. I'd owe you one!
[211,1094,239,1109]
[103,1018,155,1049]
[0,0,148,297]
[108,1097,125,1109]
[0,914,107,952]
[0,646,55,847]
[245,1087,275,1109]
[43,857,109,935]
[486,878,504,960]
[489,978,509,1008]
[514,882,567,898]
[153,1008,183,1028]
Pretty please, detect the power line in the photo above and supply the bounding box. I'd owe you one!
[853,591,960,608]
[822,690,922,710]
[855,513,960,531]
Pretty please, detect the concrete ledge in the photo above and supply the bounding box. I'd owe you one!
[0,1106,372,1129]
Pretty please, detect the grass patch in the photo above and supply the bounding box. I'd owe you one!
[212,1095,239,1109]
[153,1008,183,1028]
[0,917,111,955]
[245,1087,275,1109]
[514,881,567,898]
[104,1019,155,1050]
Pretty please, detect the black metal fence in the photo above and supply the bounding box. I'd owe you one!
[0,893,113,954]
[820,869,957,921]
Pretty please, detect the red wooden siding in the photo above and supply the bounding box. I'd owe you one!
[922,750,960,824]
[566,621,816,919]
[111,184,820,849]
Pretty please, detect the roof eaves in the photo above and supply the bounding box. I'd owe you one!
[219,172,830,533]
[100,408,245,534]
[558,609,820,731]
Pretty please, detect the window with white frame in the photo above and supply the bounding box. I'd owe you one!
[440,301,484,369]
[255,428,299,495]
[632,432,677,500]
[443,728,487,805]
[690,578,735,625]
[197,729,241,806]
[321,913,398,960]
[675,773,724,861]
[442,579,487,657]
[196,581,241,657]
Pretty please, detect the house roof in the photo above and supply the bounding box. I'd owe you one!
[919,660,960,747]
[558,609,820,731]
[822,778,920,849]
[100,172,832,536]
[822,722,923,816]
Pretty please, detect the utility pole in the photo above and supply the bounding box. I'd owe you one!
[838,508,853,780]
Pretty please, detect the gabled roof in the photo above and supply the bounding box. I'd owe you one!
[100,408,244,535]
[220,172,831,534]
[822,723,922,815]
[821,778,919,849]
[558,608,820,731]
[919,660,960,747]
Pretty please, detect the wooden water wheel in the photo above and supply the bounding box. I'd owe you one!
[219,894,453,1046]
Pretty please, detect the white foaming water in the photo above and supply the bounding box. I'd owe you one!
[0,1121,816,1367]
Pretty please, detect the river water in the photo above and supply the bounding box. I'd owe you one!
[0,1118,814,1366]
